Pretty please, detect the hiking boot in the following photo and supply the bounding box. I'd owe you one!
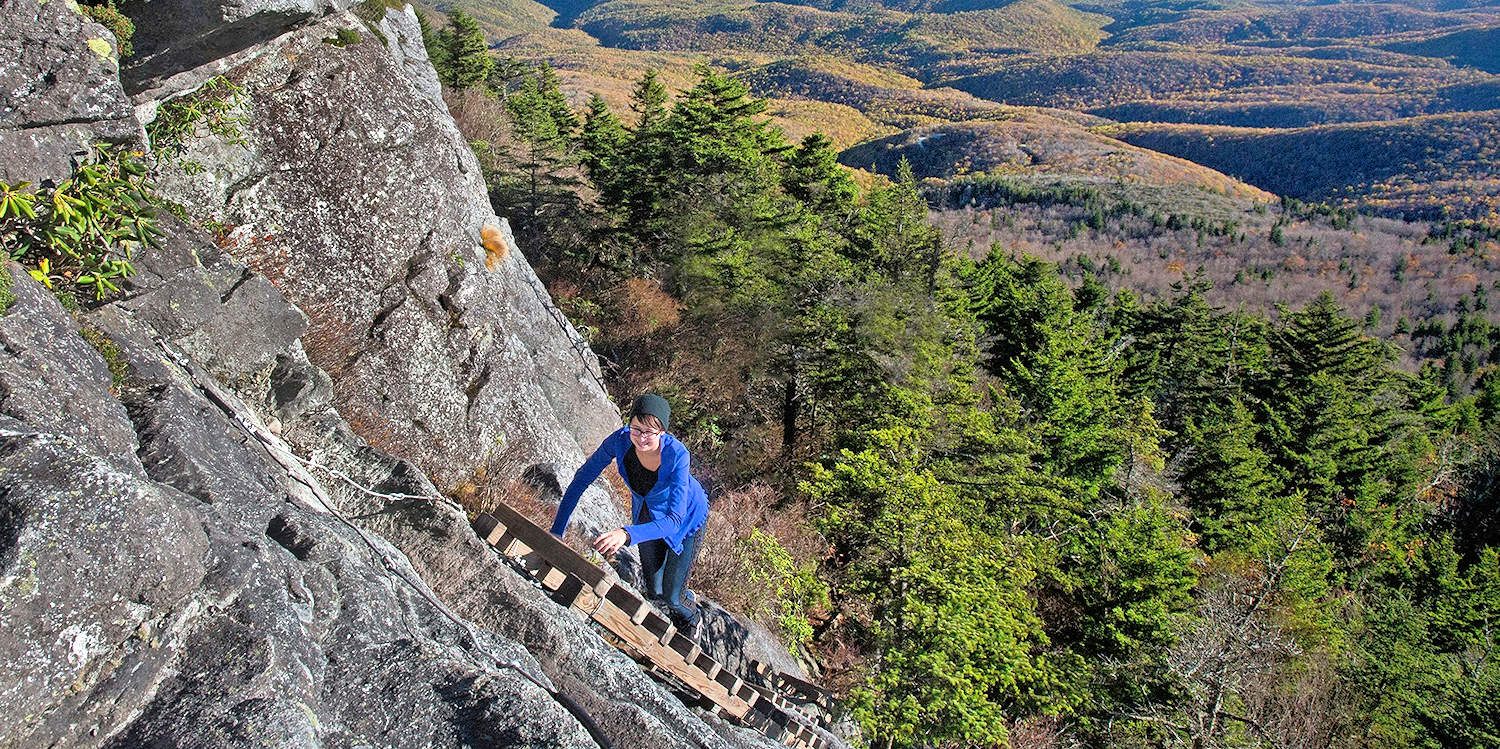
[684,616,703,642]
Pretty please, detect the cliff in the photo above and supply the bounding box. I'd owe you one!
[0,0,824,745]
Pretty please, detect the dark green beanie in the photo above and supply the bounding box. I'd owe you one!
[629,394,671,433]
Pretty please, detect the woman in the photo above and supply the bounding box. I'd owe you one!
[550,394,710,636]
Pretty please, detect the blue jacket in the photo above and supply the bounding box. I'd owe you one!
[551,427,709,553]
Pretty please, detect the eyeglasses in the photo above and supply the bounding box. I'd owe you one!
[625,421,664,438]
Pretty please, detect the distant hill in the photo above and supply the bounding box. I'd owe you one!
[840,118,1275,200]
[736,56,1010,128]
[1105,109,1500,220]
[493,28,708,111]
[572,0,899,55]
[455,0,1500,237]
[939,49,1488,109]
[425,0,556,38]
[1385,25,1500,72]
[894,0,1112,57]
[1089,79,1500,127]
[1106,4,1494,46]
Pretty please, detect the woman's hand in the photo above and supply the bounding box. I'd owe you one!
[592,528,630,556]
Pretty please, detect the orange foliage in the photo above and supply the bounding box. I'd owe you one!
[614,278,683,338]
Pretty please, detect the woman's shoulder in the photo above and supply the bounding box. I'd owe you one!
[599,426,631,453]
[661,434,692,464]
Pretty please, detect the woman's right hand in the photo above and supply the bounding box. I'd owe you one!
[592,528,630,556]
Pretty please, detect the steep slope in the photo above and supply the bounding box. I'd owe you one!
[1106,109,1500,219]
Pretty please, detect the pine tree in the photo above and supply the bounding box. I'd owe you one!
[628,68,669,131]
[440,10,492,90]
[782,133,858,219]
[416,12,447,73]
[495,65,582,254]
[856,159,943,291]
[578,93,628,186]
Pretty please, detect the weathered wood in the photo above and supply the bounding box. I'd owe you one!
[478,506,608,587]
[590,594,754,719]
[539,565,566,590]
[472,505,835,749]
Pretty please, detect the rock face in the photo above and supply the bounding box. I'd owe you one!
[0,262,594,749]
[148,10,623,539]
[0,0,142,183]
[0,2,821,747]
[122,0,351,93]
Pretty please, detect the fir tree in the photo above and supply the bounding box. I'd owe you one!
[578,92,627,185]
[440,10,492,90]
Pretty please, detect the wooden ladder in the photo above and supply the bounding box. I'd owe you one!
[473,503,840,749]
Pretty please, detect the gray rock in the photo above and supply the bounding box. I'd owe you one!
[0,0,142,184]
[0,5,845,748]
[0,268,598,749]
[280,408,786,749]
[0,262,139,472]
[378,4,445,113]
[114,212,310,395]
[121,0,352,93]
[150,14,623,535]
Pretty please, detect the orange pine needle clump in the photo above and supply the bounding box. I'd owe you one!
[481,223,509,270]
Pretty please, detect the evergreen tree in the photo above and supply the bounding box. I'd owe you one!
[440,10,493,90]
[628,68,670,131]
[416,12,447,74]
[494,65,583,256]
[782,134,858,217]
[578,92,627,185]
[856,159,943,291]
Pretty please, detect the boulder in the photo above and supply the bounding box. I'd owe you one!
[0,3,834,746]
[378,4,445,112]
[0,0,141,184]
[121,0,351,93]
[0,267,596,749]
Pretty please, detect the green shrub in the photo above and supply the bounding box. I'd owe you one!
[323,28,362,47]
[0,145,161,300]
[80,326,129,389]
[0,266,15,315]
[82,1,135,58]
[740,528,829,647]
[147,76,249,173]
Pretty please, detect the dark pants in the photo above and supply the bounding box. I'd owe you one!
[638,523,704,626]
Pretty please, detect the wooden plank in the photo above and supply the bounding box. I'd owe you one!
[557,577,585,606]
[668,633,696,658]
[631,604,652,625]
[641,610,672,638]
[605,584,644,618]
[540,566,566,590]
[499,532,528,557]
[473,514,501,541]
[473,504,841,745]
[477,506,607,587]
[588,595,753,719]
